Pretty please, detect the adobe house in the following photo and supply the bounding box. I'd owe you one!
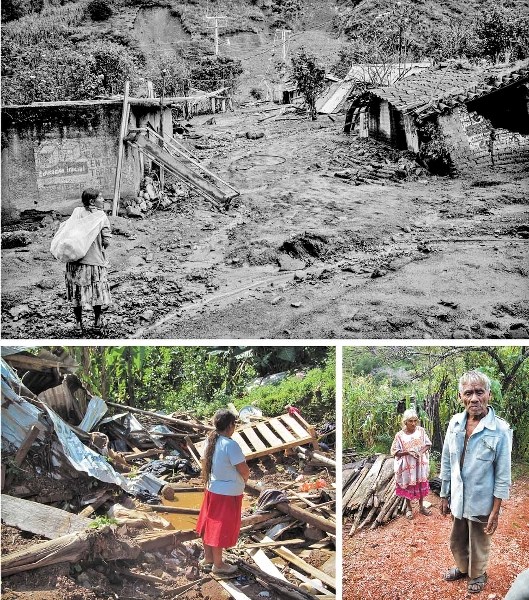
[1,99,173,223]
[321,62,431,116]
[344,62,529,173]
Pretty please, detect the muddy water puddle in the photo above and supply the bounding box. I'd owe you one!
[160,491,204,529]
[159,491,251,529]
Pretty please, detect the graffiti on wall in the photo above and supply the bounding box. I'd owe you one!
[34,138,117,193]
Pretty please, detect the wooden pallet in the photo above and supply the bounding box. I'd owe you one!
[194,413,318,461]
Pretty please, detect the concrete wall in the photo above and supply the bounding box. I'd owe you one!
[1,101,172,222]
[439,105,529,170]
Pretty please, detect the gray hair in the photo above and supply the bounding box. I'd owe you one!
[402,408,418,426]
[459,370,491,393]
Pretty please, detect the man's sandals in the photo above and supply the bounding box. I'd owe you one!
[444,568,488,593]
[468,573,488,594]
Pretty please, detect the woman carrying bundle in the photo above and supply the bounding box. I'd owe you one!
[390,408,432,519]
[196,409,249,575]
[52,188,112,332]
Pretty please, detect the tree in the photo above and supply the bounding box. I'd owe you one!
[189,56,243,93]
[290,48,326,120]
[333,1,421,86]
[343,346,529,460]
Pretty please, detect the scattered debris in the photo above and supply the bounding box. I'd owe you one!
[1,348,336,599]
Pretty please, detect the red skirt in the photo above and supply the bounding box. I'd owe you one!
[395,481,430,500]
[196,490,243,548]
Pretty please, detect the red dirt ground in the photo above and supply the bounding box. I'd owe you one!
[343,475,529,600]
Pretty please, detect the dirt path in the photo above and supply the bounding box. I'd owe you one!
[342,476,529,600]
[2,108,528,339]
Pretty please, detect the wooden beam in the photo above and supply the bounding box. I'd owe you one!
[245,482,335,534]
[112,80,130,217]
[106,401,214,431]
[0,527,141,576]
[14,425,41,466]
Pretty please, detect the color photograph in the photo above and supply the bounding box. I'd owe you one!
[342,345,529,600]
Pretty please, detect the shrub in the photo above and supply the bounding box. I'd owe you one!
[250,87,264,100]
[87,0,113,22]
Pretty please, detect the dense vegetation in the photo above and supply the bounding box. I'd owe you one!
[61,345,335,423]
[334,0,529,71]
[1,0,245,105]
[343,346,529,462]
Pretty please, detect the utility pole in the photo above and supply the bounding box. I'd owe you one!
[277,28,291,62]
[205,16,227,56]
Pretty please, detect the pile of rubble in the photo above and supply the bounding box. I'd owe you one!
[331,138,428,185]
[1,349,336,600]
[121,176,191,217]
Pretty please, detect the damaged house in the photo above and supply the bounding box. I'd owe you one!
[344,61,529,173]
[1,88,236,223]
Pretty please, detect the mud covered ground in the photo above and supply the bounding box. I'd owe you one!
[2,106,528,340]
[343,475,529,600]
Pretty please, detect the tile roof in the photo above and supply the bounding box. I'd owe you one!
[369,61,529,120]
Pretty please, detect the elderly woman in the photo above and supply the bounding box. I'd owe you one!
[391,408,432,519]
[196,409,249,575]
[64,188,112,332]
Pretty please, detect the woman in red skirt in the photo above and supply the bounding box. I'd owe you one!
[196,409,249,575]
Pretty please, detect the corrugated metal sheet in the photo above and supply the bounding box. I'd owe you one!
[1,380,47,449]
[43,405,131,491]
[78,396,108,432]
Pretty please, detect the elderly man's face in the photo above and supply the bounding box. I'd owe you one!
[460,382,491,418]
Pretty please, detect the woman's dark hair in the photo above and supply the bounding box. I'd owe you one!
[81,188,100,207]
[203,409,237,484]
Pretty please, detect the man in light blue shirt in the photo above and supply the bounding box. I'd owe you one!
[440,370,512,595]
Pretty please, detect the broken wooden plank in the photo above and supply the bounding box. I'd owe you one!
[245,482,335,534]
[134,529,198,552]
[1,527,141,576]
[13,425,41,467]
[79,492,112,518]
[289,568,334,596]
[237,562,315,600]
[1,494,91,540]
[148,505,200,515]
[123,449,162,461]
[268,546,335,589]
[216,579,253,600]
[296,446,336,467]
[243,539,305,549]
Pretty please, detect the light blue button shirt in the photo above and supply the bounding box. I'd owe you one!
[208,435,246,496]
[440,406,512,521]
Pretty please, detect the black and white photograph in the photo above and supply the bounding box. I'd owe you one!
[2,0,528,339]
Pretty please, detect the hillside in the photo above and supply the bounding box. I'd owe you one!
[3,0,528,105]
